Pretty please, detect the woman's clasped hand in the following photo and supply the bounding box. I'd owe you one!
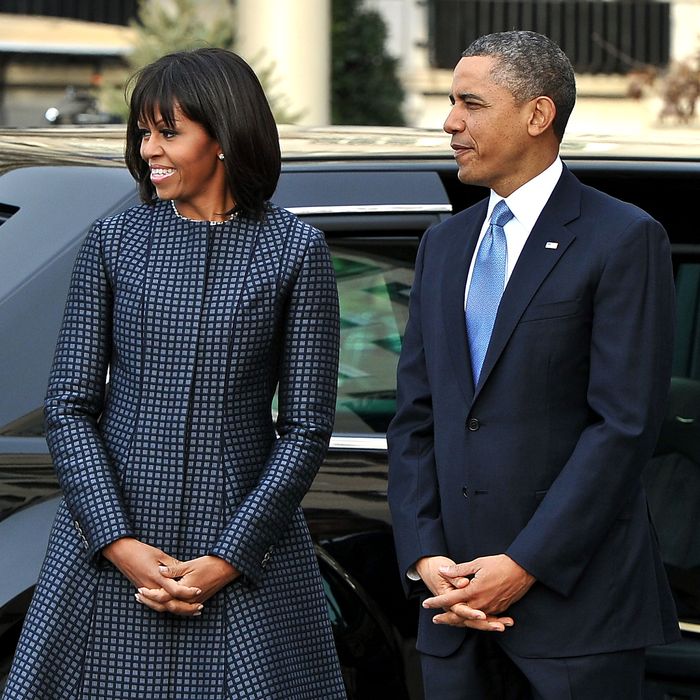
[102,537,239,616]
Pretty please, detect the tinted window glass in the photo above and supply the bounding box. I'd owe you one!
[3,238,420,439]
[644,260,700,623]
[330,237,418,434]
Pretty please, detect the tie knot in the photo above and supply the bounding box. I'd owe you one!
[490,200,513,228]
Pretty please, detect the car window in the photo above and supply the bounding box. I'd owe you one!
[2,236,420,440]
[643,259,700,624]
[330,237,418,435]
[673,261,700,379]
[0,166,139,436]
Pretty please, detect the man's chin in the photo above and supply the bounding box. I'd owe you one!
[457,168,481,187]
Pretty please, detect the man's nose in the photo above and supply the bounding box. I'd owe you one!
[443,106,463,134]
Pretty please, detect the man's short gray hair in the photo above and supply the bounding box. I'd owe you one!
[462,30,576,141]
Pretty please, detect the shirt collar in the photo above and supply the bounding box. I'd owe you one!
[486,157,563,234]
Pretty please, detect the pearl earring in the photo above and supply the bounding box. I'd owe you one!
[217,153,225,161]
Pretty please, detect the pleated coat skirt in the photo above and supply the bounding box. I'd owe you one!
[2,201,346,699]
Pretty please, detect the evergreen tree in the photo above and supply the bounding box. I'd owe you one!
[101,0,295,122]
[331,0,405,125]
[130,0,234,68]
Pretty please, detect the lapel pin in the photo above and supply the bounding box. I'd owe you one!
[545,241,559,249]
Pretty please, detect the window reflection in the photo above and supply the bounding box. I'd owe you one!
[643,261,700,623]
[330,239,417,435]
[3,240,420,441]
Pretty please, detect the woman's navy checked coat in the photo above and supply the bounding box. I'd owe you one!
[3,201,346,699]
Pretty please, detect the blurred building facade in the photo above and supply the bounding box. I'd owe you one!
[0,6,136,126]
[1,0,699,128]
[236,0,330,125]
[0,0,329,127]
[367,0,700,128]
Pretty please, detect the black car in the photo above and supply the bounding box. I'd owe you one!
[1,125,699,698]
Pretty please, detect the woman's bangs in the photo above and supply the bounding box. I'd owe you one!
[134,72,180,128]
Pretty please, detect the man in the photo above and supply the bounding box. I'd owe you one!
[387,31,679,699]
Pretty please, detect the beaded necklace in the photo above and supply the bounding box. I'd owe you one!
[170,199,236,224]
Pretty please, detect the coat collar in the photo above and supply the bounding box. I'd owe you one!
[440,167,582,404]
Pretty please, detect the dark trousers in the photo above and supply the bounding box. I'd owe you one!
[420,632,645,700]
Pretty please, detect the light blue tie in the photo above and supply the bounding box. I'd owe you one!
[466,200,513,384]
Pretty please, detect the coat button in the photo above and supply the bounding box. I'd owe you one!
[462,487,469,499]
[467,418,480,431]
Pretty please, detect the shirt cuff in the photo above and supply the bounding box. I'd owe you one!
[407,565,421,581]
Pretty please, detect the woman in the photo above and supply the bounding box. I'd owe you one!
[3,49,345,699]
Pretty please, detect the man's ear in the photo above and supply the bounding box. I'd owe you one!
[527,96,557,137]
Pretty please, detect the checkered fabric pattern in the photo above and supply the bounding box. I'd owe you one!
[2,202,345,699]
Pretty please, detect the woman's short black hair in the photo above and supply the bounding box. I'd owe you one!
[124,48,281,219]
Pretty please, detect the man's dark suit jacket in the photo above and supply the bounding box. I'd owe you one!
[387,166,680,660]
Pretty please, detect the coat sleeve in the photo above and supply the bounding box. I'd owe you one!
[506,215,675,597]
[209,226,340,584]
[387,229,449,595]
[44,221,135,562]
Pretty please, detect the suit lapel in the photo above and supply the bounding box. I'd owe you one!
[440,200,487,403]
[473,168,581,399]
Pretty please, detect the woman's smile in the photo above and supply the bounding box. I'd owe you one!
[149,166,176,184]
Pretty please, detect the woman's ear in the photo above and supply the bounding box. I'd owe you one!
[527,96,557,137]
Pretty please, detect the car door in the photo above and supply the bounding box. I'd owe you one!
[274,165,451,696]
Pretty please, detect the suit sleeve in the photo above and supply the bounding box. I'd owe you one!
[210,227,340,584]
[506,215,675,597]
[44,222,135,562]
[387,229,449,594]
